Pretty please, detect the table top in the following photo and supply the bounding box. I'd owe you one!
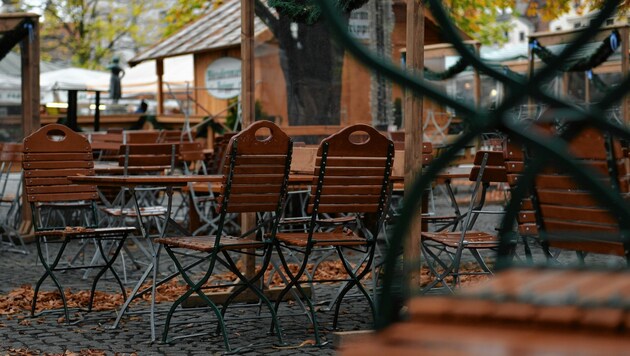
[93,162,171,175]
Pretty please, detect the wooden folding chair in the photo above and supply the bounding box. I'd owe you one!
[421,150,507,293]
[272,124,394,344]
[22,124,135,322]
[154,120,292,350]
[526,125,630,262]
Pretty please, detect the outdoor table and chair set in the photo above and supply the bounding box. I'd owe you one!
[15,121,407,350]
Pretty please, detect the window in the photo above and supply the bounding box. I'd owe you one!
[574,22,581,29]
[606,19,615,26]
[519,32,525,42]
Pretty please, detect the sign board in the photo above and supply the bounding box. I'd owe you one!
[205,57,241,99]
[349,7,370,40]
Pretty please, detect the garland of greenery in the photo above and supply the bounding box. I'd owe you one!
[269,0,370,24]
[423,56,469,81]
[530,29,621,72]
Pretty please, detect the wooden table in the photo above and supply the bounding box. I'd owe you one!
[69,174,227,341]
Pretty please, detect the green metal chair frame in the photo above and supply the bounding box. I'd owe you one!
[22,124,135,323]
[317,0,630,331]
[272,124,394,344]
[154,120,292,351]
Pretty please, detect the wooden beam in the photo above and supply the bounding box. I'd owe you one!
[20,16,39,226]
[403,0,424,288]
[241,0,255,128]
[241,0,256,280]
[156,59,164,115]
[0,17,23,32]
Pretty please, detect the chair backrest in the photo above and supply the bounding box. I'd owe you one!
[469,150,507,183]
[503,136,537,236]
[529,126,629,257]
[158,130,185,143]
[308,124,394,234]
[0,142,23,200]
[209,132,238,174]
[22,124,99,230]
[125,130,160,144]
[179,142,206,174]
[117,143,179,174]
[216,121,292,217]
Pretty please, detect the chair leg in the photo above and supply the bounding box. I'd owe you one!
[331,245,375,330]
[161,246,230,351]
[33,237,71,323]
[88,237,128,311]
[272,244,321,345]
[219,248,285,345]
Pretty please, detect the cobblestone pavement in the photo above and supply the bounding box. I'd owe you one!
[2,186,625,355]
[0,239,373,355]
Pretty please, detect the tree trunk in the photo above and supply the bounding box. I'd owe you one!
[275,14,348,126]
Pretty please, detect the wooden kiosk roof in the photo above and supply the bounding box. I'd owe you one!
[130,0,464,66]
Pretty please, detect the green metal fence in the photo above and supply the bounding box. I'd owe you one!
[319,0,630,330]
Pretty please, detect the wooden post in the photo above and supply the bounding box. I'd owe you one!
[21,15,39,227]
[21,16,39,138]
[156,58,165,115]
[621,27,629,125]
[403,0,424,288]
[241,0,256,279]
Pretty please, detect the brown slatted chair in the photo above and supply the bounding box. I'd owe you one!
[273,124,394,344]
[154,120,292,350]
[530,126,630,262]
[179,142,237,236]
[0,143,26,253]
[503,136,538,262]
[101,142,178,222]
[22,124,135,323]
[421,150,507,293]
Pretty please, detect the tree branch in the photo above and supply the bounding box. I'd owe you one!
[254,0,278,37]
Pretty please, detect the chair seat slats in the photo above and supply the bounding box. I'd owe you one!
[276,232,367,247]
[422,231,498,249]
